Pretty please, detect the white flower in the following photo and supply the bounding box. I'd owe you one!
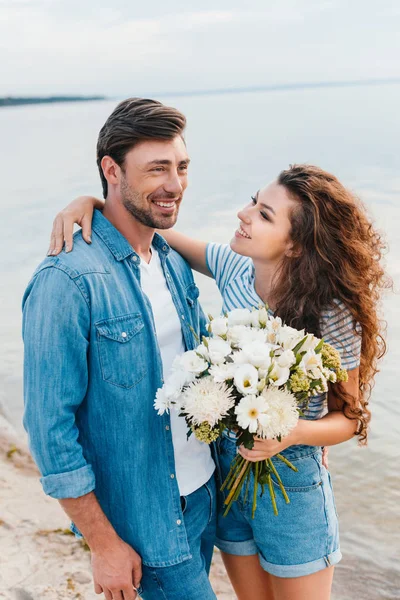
[242,341,272,370]
[235,395,267,433]
[181,376,235,427]
[232,350,249,364]
[257,387,299,439]
[209,317,228,337]
[227,325,251,348]
[300,350,323,373]
[234,364,259,395]
[207,338,232,364]
[179,350,208,374]
[154,387,171,416]
[269,362,290,386]
[277,325,305,350]
[277,349,296,368]
[266,316,282,333]
[209,363,237,383]
[164,369,194,401]
[195,343,210,361]
[227,308,252,327]
[302,334,320,352]
[250,310,262,329]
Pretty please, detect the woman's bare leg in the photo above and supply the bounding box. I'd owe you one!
[269,566,334,600]
[220,552,275,600]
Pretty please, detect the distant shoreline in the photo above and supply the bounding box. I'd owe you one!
[0,96,106,108]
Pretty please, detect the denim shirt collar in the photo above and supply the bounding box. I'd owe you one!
[92,209,171,262]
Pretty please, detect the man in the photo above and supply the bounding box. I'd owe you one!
[23,98,218,600]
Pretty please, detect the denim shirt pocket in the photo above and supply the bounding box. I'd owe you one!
[95,313,147,389]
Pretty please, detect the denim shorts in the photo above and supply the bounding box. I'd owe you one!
[216,435,341,578]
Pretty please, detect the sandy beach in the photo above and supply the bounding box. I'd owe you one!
[0,414,235,600]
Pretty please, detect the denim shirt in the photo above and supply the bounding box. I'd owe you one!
[22,210,210,568]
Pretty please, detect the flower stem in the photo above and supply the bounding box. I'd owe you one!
[267,472,278,516]
[267,459,290,504]
[224,460,249,511]
[243,465,252,505]
[276,453,298,472]
[221,455,244,492]
[251,462,259,519]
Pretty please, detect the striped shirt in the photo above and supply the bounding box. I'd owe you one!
[206,242,362,420]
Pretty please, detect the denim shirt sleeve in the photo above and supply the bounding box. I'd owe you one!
[22,264,95,499]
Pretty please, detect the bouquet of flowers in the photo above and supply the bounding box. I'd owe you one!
[154,306,348,517]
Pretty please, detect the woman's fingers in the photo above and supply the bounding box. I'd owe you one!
[63,217,75,253]
[94,582,103,594]
[48,215,64,256]
[81,212,93,244]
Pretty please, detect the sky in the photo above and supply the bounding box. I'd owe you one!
[0,0,399,96]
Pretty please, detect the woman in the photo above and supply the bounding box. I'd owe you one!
[49,164,388,600]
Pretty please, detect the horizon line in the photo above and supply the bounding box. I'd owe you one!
[136,77,400,99]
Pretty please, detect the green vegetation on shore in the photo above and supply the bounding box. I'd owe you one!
[0,95,106,107]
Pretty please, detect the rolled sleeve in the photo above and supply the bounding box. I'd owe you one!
[22,264,94,499]
[41,464,96,499]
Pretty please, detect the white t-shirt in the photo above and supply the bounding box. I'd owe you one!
[139,247,215,496]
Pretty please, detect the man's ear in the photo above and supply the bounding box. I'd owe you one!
[101,156,120,187]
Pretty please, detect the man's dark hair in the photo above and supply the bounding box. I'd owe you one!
[96,98,187,198]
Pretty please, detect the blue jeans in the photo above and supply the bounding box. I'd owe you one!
[139,474,217,599]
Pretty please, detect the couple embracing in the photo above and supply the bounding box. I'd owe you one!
[23,98,387,600]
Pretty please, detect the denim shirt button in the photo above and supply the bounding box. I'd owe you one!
[121,332,127,338]
[176,519,182,526]
[170,473,175,479]
[162,245,168,251]
[132,256,138,262]
[181,315,185,320]
[165,425,170,431]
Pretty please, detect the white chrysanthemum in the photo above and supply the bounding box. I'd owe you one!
[232,350,249,365]
[242,341,272,370]
[154,386,171,416]
[235,394,268,433]
[181,376,235,427]
[209,363,237,383]
[209,316,228,337]
[227,308,252,327]
[179,350,208,374]
[207,338,232,364]
[257,387,299,439]
[234,364,259,395]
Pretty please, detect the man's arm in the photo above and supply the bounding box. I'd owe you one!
[23,265,141,598]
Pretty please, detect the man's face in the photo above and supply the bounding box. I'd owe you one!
[119,136,189,229]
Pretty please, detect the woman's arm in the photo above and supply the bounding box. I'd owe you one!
[48,196,105,255]
[160,230,212,277]
[239,368,360,461]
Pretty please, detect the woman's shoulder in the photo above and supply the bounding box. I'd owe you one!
[206,242,252,291]
[319,299,362,370]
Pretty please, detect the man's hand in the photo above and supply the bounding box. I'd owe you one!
[91,535,142,600]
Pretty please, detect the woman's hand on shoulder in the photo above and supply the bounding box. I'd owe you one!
[48,195,104,256]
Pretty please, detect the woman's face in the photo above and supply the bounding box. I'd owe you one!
[230,181,297,263]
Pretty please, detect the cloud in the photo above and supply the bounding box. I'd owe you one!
[0,1,399,96]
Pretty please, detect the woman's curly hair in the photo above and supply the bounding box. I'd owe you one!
[273,164,391,444]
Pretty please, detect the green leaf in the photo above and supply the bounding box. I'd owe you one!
[292,336,308,355]
[314,338,324,354]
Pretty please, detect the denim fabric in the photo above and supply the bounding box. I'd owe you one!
[216,437,341,578]
[22,209,211,568]
[139,474,217,599]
